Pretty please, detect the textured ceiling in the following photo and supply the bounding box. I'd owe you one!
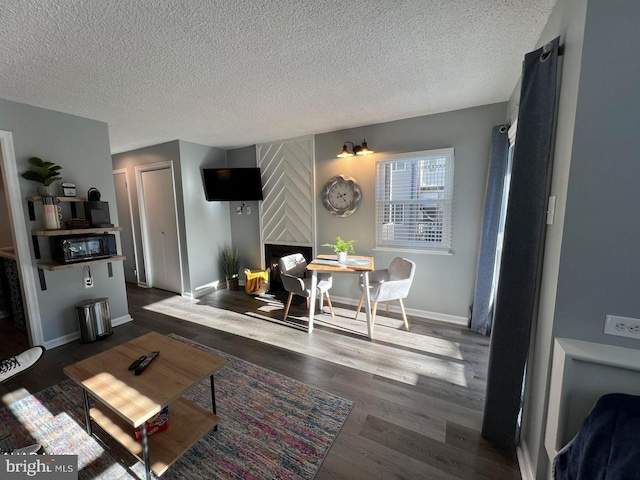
[0,0,556,154]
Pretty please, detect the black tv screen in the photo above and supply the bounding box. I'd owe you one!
[202,168,264,201]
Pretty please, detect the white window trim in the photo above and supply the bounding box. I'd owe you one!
[375,148,454,253]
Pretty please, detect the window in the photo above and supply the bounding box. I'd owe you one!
[375,148,454,252]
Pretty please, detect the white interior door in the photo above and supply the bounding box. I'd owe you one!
[140,166,182,294]
[113,170,138,284]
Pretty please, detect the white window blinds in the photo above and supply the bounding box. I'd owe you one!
[375,148,454,252]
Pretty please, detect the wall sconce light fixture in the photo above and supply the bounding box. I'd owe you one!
[337,139,374,158]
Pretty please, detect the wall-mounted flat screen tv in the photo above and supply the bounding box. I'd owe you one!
[202,167,264,201]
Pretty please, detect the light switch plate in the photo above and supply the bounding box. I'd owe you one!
[546,196,557,225]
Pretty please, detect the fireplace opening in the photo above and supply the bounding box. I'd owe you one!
[264,244,313,292]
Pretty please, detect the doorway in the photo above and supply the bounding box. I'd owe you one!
[136,162,183,294]
[113,169,139,285]
[0,130,43,354]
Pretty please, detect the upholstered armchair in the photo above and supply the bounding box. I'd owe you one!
[278,253,335,321]
[355,257,416,330]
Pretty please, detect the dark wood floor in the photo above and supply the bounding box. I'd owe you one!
[0,285,520,479]
[0,314,29,359]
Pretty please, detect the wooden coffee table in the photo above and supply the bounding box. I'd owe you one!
[63,332,226,479]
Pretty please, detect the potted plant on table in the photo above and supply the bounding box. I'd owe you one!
[21,157,63,196]
[221,246,240,291]
[322,235,356,264]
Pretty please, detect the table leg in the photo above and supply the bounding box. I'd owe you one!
[308,270,317,333]
[82,389,92,436]
[211,374,218,432]
[363,272,373,339]
[141,422,151,480]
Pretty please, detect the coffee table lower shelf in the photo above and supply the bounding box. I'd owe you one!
[90,397,219,477]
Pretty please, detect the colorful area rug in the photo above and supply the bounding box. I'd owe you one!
[0,334,352,479]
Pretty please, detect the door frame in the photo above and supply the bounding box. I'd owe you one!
[135,161,184,294]
[0,130,44,345]
[113,168,141,285]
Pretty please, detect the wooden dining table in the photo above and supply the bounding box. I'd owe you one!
[306,254,375,339]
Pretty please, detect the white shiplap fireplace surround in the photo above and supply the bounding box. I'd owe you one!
[257,135,316,289]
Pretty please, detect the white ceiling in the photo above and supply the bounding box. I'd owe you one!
[1,0,556,154]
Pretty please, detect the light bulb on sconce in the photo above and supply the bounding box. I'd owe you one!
[337,139,374,158]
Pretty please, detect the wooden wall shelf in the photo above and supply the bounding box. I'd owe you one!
[26,195,125,290]
[37,256,126,272]
[26,196,87,202]
[32,227,123,236]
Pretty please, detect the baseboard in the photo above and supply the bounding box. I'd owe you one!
[44,331,80,350]
[191,281,222,299]
[517,441,535,480]
[329,295,467,326]
[137,281,148,288]
[43,314,133,349]
[111,314,133,327]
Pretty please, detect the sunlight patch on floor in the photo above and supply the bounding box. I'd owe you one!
[6,398,104,469]
[2,387,32,406]
[142,296,475,389]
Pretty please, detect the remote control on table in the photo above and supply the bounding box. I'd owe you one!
[134,351,159,376]
[128,355,147,371]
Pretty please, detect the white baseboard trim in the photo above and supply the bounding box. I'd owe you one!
[330,295,467,326]
[191,281,222,299]
[137,281,148,288]
[44,331,80,350]
[112,314,133,327]
[517,441,535,480]
[43,314,133,350]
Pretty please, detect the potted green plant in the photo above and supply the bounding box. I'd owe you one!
[21,157,63,196]
[322,235,356,264]
[221,246,240,290]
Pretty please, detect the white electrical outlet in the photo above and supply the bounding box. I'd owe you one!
[246,206,251,215]
[84,276,94,288]
[604,315,640,339]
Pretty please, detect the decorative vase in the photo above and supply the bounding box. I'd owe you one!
[227,277,239,291]
[38,185,55,196]
[41,196,61,230]
[337,251,347,264]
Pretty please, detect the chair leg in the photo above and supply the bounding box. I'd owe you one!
[325,291,335,318]
[385,301,390,315]
[371,302,378,326]
[398,298,409,331]
[283,292,294,320]
[355,293,365,319]
[306,297,310,309]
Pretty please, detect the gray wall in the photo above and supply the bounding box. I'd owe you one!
[113,140,232,296]
[227,145,262,274]
[0,98,129,343]
[178,140,230,292]
[513,0,640,477]
[112,141,184,287]
[315,103,508,318]
[554,0,640,345]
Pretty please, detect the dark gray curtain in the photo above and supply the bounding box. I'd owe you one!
[482,36,561,445]
[469,125,510,336]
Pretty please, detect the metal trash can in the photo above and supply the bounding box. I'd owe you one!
[75,297,112,343]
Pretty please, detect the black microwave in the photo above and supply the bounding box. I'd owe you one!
[50,234,117,264]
